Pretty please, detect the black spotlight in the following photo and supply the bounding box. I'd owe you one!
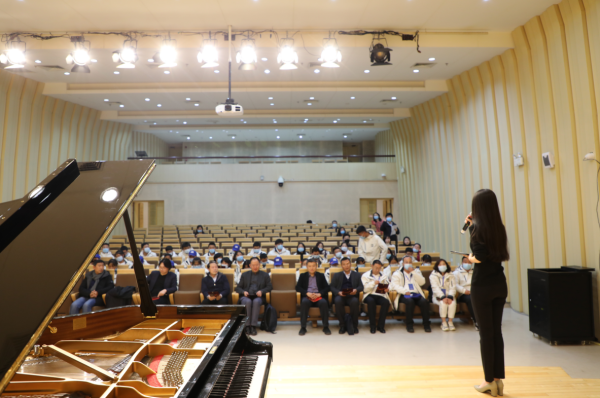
[370,43,392,66]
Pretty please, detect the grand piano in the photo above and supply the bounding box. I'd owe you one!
[0,159,272,398]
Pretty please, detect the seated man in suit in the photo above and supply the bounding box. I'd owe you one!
[70,259,114,314]
[296,258,331,336]
[235,257,272,336]
[390,256,431,333]
[147,258,178,305]
[330,256,364,334]
[201,261,230,305]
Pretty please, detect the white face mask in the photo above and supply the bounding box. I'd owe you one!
[438,265,447,273]
[143,247,150,253]
[116,256,123,262]
[184,248,191,254]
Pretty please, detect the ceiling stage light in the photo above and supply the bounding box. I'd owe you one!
[66,36,91,73]
[1,38,26,69]
[237,39,257,70]
[198,39,219,68]
[277,38,298,70]
[370,41,392,66]
[321,38,341,68]
[113,39,138,69]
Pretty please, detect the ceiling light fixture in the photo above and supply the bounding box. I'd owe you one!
[429,57,436,61]
[309,97,315,100]
[268,96,273,100]
[209,136,213,139]
[264,69,270,74]
[34,59,41,64]
[153,37,177,68]
[277,37,298,70]
[0,37,26,69]
[364,69,370,73]
[214,70,219,73]
[321,38,342,68]
[164,70,170,74]
[391,96,397,100]
[236,37,257,70]
[64,72,70,75]
[198,38,219,68]
[145,98,150,101]
[350,96,355,99]
[413,69,420,73]
[370,38,392,66]
[307,103,312,106]
[66,36,91,73]
[112,39,138,68]
[113,71,120,74]
[314,69,320,74]
[276,136,280,139]
[261,57,268,61]
[157,104,162,107]
[104,99,109,102]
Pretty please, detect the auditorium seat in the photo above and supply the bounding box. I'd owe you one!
[170,269,204,305]
[270,269,298,318]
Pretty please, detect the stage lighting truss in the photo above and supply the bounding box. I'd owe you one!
[236,38,257,71]
[0,37,26,69]
[198,38,219,68]
[66,36,91,73]
[112,39,138,69]
[370,38,392,66]
[152,37,178,68]
[277,38,298,70]
[320,38,341,68]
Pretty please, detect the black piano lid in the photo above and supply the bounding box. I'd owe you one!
[0,159,155,393]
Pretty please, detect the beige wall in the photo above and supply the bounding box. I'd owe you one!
[135,162,398,225]
[0,68,168,202]
[376,0,600,338]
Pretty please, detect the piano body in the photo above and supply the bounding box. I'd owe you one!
[0,159,272,398]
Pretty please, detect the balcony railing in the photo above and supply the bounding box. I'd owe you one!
[127,155,395,164]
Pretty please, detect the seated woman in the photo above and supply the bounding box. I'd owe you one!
[201,261,230,305]
[194,224,205,237]
[316,241,330,257]
[413,243,422,261]
[355,256,366,268]
[191,256,204,269]
[295,242,307,256]
[147,259,177,305]
[402,236,412,247]
[361,260,391,334]
[340,241,354,255]
[232,250,246,271]
[430,259,457,331]
[336,226,347,237]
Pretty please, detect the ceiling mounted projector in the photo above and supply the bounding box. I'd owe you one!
[216,98,243,116]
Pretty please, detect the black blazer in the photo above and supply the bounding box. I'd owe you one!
[296,272,330,299]
[380,221,399,239]
[330,270,363,297]
[235,270,272,303]
[201,272,231,300]
[147,271,178,297]
[79,271,115,306]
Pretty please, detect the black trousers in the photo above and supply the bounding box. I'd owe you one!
[471,282,507,382]
[333,295,360,329]
[202,296,228,305]
[399,295,430,327]
[300,297,329,328]
[458,294,477,323]
[364,295,389,329]
[389,235,398,252]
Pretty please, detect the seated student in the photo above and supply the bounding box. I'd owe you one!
[316,241,330,257]
[162,245,176,259]
[336,226,347,237]
[235,257,272,336]
[330,220,339,230]
[191,257,204,269]
[228,244,242,260]
[141,242,157,258]
[194,224,204,237]
[454,256,477,330]
[99,243,114,259]
[178,242,194,259]
[340,241,354,255]
[250,242,265,256]
[203,242,220,264]
[147,259,178,305]
[361,260,391,334]
[120,246,133,259]
[232,250,246,270]
[384,247,395,263]
[329,246,343,263]
[107,258,118,270]
[430,259,457,331]
[71,259,114,314]
[294,243,307,256]
[259,253,273,268]
[214,253,225,267]
[296,258,309,282]
[181,250,198,268]
[402,236,412,247]
[296,258,331,336]
[324,257,340,283]
[115,251,132,267]
[384,236,392,246]
[268,239,290,256]
[355,256,366,268]
[413,243,422,261]
[421,254,433,267]
[137,255,151,266]
[331,256,364,334]
[342,233,356,253]
[404,247,417,262]
[272,256,284,269]
[309,246,325,266]
[391,256,431,333]
[380,213,400,249]
[201,261,230,305]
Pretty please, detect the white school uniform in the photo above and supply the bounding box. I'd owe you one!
[268,248,291,256]
[142,250,157,258]
[453,266,473,295]
[389,268,427,310]
[430,270,457,318]
[360,270,392,305]
[116,259,133,267]
[100,251,114,259]
[358,230,388,264]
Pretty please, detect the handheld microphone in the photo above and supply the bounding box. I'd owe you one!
[461,213,472,234]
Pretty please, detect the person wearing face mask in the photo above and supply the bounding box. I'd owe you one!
[454,256,477,330]
[309,247,325,266]
[181,250,199,268]
[259,253,274,268]
[371,212,383,232]
[115,250,132,267]
[361,260,391,334]
[315,241,330,257]
[268,239,290,256]
[430,259,457,331]
[296,258,309,282]
[272,256,284,269]
[336,227,347,237]
[390,256,431,333]
[120,246,133,260]
[412,243,422,261]
[203,242,220,264]
[194,224,205,237]
[140,242,157,258]
[250,242,265,256]
[355,257,366,269]
[162,245,176,260]
[404,248,418,262]
[380,213,399,252]
[201,261,230,305]
[356,225,388,265]
[294,243,307,256]
[213,253,225,267]
[227,244,243,260]
[330,220,338,230]
[324,257,340,283]
[99,243,114,259]
[340,242,354,255]
[178,242,194,259]
[232,250,246,271]
[191,257,204,269]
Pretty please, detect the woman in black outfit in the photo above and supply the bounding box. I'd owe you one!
[466,189,509,397]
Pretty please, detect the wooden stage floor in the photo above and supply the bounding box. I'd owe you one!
[265,366,600,398]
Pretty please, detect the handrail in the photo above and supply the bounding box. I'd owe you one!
[127,155,395,160]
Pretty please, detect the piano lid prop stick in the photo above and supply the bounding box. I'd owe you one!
[43,345,118,382]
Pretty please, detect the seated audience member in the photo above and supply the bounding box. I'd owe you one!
[268,239,291,256]
[163,253,173,262]
[250,242,265,256]
[99,243,114,258]
[71,259,114,314]
[337,226,347,237]
[385,247,395,263]
[137,255,151,266]
[296,258,331,336]
[331,257,364,334]
[361,260,391,334]
[391,256,431,333]
[357,225,388,265]
[309,246,325,265]
[413,243,422,261]
[191,257,204,269]
[355,256,366,268]
[330,220,338,230]
[330,246,343,262]
[384,236,392,246]
[115,251,132,267]
[324,257,339,283]
[203,242,220,264]
[235,257,272,336]
[194,224,204,237]
[295,243,307,256]
[147,259,177,305]
[107,259,118,270]
[202,261,230,305]
[404,247,417,262]
[454,256,477,330]
[296,258,309,282]
[316,241,330,256]
[120,246,133,259]
[342,233,355,253]
[232,250,246,270]
[340,241,354,255]
[178,242,193,258]
[181,250,198,268]
[371,212,383,232]
[162,245,176,259]
[228,244,242,260]
[273,256,284,269]
[141,242,157,258]
[260,253,273,267]
[421,254,433,267]
[402,236,412,246]
[430,259,457,331]
[214,253,225,267]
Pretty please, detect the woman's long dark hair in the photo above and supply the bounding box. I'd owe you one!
[471,189,510,262]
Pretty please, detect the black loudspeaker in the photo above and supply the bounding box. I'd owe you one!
[528,266,596,344]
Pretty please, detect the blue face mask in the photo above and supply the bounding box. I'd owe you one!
[197,229,202,233]
[253,248,260,253]
[374,215,379,220]
[102,248,109,253]
[386,217,392,222]
[404,263,412,271]
[277,244,283,251]
[463,263,472,270]
[262,262,267,266]
[236,256,244,262]
[209,248,215,254]
[144,247,150,253]
[298,247,304,253]
[340,230,345,234]
[341,247,348,252]
[116,256,123,262]
[217,258,222,264]
[332,223,337,228]
[335,252,342,258]
[386,254,392,260]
